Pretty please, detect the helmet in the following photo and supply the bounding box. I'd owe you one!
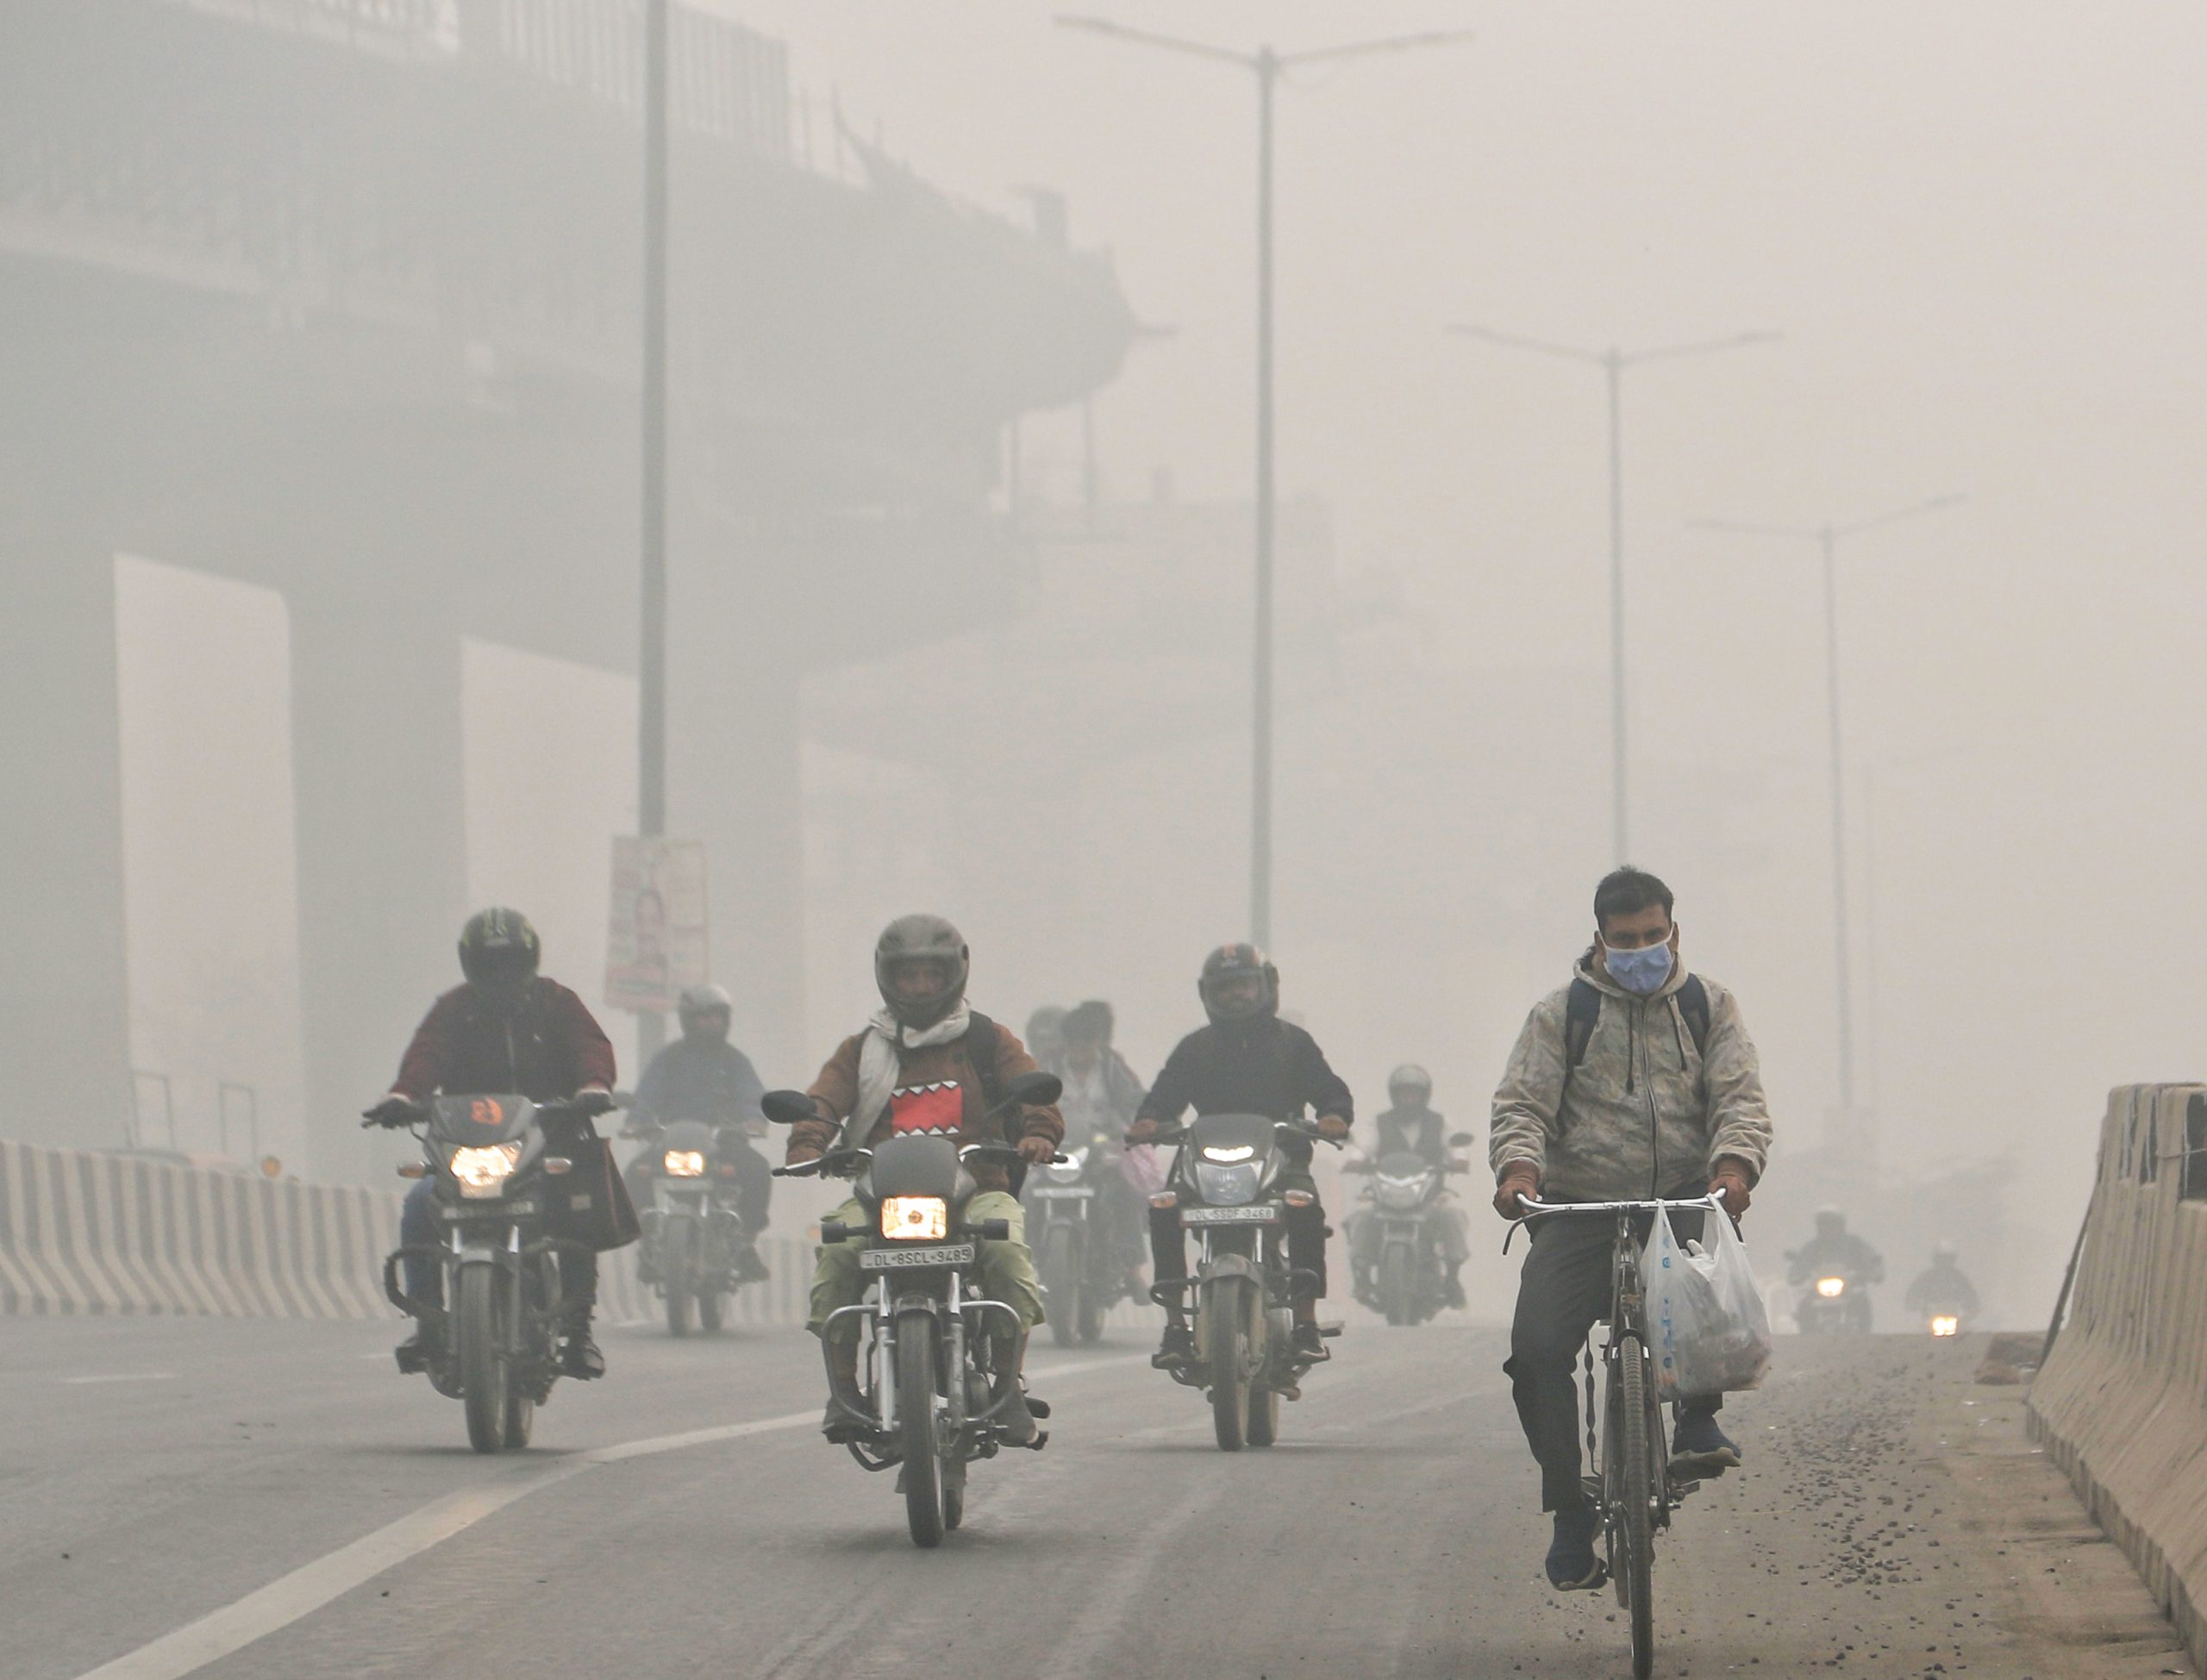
[1062,1000,1115,1048]
[875,914,969,1030]
[1931,1240,1958,1265]
[1024,1005,1068,1064]
[458,908,540,988]
[1199,943,1278,1025]
[678,984,733,1040]
[1387,1063,1433,1104]
[1815,1205,1846,1236]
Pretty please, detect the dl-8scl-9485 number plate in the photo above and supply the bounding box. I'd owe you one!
[860,1242,976,1270]
[1180,1205,1278,1226]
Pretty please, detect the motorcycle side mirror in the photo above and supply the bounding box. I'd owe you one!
[1447,1131,1474,1148]
[760,1090,818,1127]
[1000,1071,1062,1109]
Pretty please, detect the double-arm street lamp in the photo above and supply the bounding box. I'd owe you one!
[1059,15,1471,949]
[1448,325,1779,864]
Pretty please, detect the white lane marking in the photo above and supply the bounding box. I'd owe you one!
[61,1372,177,1386]
[68,1348,1153,1680]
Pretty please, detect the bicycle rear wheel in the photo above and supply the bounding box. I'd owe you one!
[1610,1334,1656,1679]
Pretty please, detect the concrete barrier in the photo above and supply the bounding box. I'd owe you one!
[2028,1083,2207,1676]
[0,1139,810,1328]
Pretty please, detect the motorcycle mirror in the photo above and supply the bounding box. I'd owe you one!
[760,1090,818,1127]
[1447,1131,1474,1148]
[1000,1071,1062,1109]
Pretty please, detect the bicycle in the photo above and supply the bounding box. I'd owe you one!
[1517,1189,1729,1680]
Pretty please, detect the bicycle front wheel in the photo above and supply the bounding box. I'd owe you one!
[1610,1334,1657,1678]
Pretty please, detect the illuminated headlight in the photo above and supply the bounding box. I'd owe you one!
[449,1143,521,1197]
[1816,1276,1846,1298]
[1201,1144,1256,1164]
[881,1196,949,1240]
[663,1149,707,1177]
[1047,1147,1088,1184]
[1194,1162,1260,1206]
[1930,1315,1960,1337]
[1375,1175,1427,1211]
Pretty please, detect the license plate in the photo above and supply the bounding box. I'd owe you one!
[441,1200,536,1220]
[860,1242,976,1271]
[1180,1205,1277,1226]
[1031,1185,1095,1199]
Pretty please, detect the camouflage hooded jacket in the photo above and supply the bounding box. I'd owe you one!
[1488,955,1773,1202]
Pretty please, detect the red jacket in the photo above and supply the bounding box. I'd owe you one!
[393,979,616,1103]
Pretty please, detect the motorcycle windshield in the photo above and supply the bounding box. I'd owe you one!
[427,1094,540,1146]
[1185,1112,1278,1165]
[657,1119,718,1154]
[869,1132,963,1201]
[1375,1151,1431,1182]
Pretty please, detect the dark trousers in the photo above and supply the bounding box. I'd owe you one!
[1506,1203,1719,1512]
[623,1136,772,1233]
[1149,1168,1328,1305]
[399,1177,598,1324]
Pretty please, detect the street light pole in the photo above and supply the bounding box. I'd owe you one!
[1450,325,1779,864]
[638,0,670,1061]
[1691,494,1966,1125]
[1060,16,1470,950]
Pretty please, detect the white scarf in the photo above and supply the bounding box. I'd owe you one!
[847,1003,973,1149]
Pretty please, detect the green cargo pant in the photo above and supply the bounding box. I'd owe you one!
[808,1190,1045,1345]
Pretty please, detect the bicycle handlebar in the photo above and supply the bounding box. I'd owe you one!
[1516,1190,1727,1216]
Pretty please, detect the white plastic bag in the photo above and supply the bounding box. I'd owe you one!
[1641,1206,1772,1400]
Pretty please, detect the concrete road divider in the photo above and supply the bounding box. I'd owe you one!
[2028,1083,2207,1677]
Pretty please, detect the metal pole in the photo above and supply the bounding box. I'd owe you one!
[1604,347,1626,864]
[1820,524,1855,1114]
[638,0,670,1061]
[1250,47,1277,950]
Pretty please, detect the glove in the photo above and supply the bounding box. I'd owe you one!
[1492,1160,1541,1221]
[362,1093,421,1128]
[1016,1134,1057,1165]
[572,1087,615,1118]
[1709,1156,1754,1217]
[1124,1116,1160,1145]
[1314,1115,1350,1143]
[784,1142,824,1167]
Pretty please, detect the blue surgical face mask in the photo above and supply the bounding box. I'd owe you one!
[1604,939,1674,996]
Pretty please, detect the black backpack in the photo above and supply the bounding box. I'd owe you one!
[1556,975,1711,1118]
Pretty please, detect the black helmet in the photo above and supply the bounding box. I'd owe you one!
[875,914,969,1030]
[458,908,540,988]
[1387,1063,1433,1105]
[678,983,733,1040]
[1062,1000,1115,1048]
[1199,943,1278,1025]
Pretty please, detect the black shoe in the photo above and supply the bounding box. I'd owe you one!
[1668,1410,1741,1477]
[1444,1271,1467,1311]
[1152,1321,1196,1370]
[394,1327,440,1375]
[1546,1504,1604,1591]
[733,1245,771,1285]
[560,1330,605,1381]
[822,1399,866,1444]
[1291,1322,1329,1362]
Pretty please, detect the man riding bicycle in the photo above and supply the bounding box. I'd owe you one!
[1490,867,1773,1590]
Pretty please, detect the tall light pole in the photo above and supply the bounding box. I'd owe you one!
[638,0,671,1059]
[1691,494,1966,1127]
[1449,325,1779,863]
[1059,15,1470,949]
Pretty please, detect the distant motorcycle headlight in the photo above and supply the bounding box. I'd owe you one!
[449,1143,521,1198]
[1375,1174,1427,1212]
[663,1149,707,1177]
[1816,1276,1847,1298]
[1193,1162,1261,1206]
[881,1196,949,1240]
[1930,1315,1960,1337]
[1047,1146,1088,1184]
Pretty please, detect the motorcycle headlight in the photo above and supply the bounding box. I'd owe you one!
[449,1143,521,1198]
[1047,1147,1088,1184]
[1193,1162,1261,1206]
[1200,1143,1255,1163]
[1816,1276,1846,1298]
[1930,1315,1960,1337]
[881,1196,949,1241]
[1375,1175,1426,1211]
[663,1149,707,1178]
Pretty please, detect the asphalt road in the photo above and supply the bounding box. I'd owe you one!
[3,1312,2187,1680]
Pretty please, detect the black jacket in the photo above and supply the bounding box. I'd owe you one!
[630,1038,766,1130]
[1137,1015,1354,1164]
[1372,1104,1449,1167]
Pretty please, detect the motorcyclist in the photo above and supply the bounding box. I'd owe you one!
[1126,944,1353,1370]
[1791,1207,1886,1290]
[784,915,1062,1445]
[1054,999,1150,1293]
[1905,1241,1980,1321]
[1024,1004,1070,1075]
[623,983,772,1283]
[1347,1063,1471,1310]
[1490,867,1773,1591]
[366,908,616,1379]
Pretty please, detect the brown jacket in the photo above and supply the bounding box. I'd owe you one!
[791,1017,1064,1191]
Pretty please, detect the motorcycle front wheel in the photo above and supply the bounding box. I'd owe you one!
[1041,1226,1080,1349]
[1206,1277,1252,1452]
[697,1289,725,1333]
[897,1311,945,1547]
[1379,1244,1414,1327]
[661,1218,695,1336]
[458,1265,510,1454]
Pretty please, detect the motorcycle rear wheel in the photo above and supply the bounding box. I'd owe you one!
[1207,1279,1251,1452]
[1041,1228,1080,1350]
[458,1265,509,1455]
[1246,1377,1280,1446]
[943,1483,965,1530]
[697,1289,725,1333]
[898,1312,946,1548]
[1379,1244,1414,1327]
[662,1221,694,1337]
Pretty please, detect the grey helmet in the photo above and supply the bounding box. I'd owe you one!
[875,914,969,1029]
[1931,1240,1959,1264]
[678,983,734,1040]
[1387,1063,1434,1106]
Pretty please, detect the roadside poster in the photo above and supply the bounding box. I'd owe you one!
[605,837,708,1014]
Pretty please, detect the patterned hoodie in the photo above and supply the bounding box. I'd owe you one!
[1489,953,1773,1202]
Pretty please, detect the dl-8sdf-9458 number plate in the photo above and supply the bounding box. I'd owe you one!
[860,1242,977,1270]
[1179,1205,1278,1226]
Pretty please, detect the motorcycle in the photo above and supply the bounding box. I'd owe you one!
[1789,1260,1874,1334]
[1347,1133,1474,1327]
[1025,1126,1138,1347]
[628,1117,758,1336]
[378,1093,613,1452]
[763,1072,1062,1548]
[1142,1113,1341,1452]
